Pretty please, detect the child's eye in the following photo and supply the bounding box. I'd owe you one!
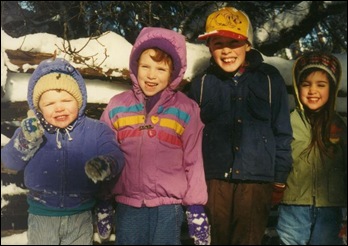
[318,83,327,87]
[210,40,222,47]
[228,40,240,45]
[62,99,73,103]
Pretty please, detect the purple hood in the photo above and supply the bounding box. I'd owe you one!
[129,27,187,95]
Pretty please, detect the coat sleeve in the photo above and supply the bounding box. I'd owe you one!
[181,100,208,206]
[270,72,293,183]
[100,100,119,142]
[95,120,124,178]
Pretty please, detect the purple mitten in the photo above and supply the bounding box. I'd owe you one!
[186,205,211,245]
[96,200,114,240]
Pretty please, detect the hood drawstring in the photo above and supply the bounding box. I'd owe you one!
[55,126,74,149]
[65,128,73,141]
[56,129,62,149]
[65,126,73,141]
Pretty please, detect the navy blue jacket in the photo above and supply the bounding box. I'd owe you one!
[188,49,292,183]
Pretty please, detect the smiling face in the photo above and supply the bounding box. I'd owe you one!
[137,48,172,97]
[208,36,251,73]
[299,70,330,111]
[38,89,79,128]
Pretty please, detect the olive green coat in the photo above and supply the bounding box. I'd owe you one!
[282,110,346,206]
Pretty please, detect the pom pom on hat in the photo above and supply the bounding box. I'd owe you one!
[294,51,341,86]
[33,73,83,110]
[198,7,253,46]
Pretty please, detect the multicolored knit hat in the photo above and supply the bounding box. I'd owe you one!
[294,51,341,87]
[198,7,253,45]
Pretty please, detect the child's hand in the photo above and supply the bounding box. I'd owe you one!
[186,205,211,245]
[339,221,347,245]
[21,110,44,143]
[271,183,286,207]
[85,156,111,183]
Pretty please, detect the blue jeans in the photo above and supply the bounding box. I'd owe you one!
[276,205,342,245]
[27,211,93,245]
[115,203,184,245]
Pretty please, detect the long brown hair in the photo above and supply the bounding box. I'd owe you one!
[300,68,337,159]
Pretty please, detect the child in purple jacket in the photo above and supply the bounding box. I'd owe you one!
[1,58,124,244]
[100,27,210,245]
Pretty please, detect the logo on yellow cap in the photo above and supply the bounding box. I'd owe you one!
[198,7,251,42]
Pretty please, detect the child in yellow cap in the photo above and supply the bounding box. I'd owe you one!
[188,7,293,244]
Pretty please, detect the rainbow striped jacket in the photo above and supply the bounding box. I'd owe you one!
[100,27,208,208]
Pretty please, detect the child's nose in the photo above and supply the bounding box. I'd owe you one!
[54,103,64,111]
[308,86,316,93]
[147,69,156,79]
[221,47,231,54]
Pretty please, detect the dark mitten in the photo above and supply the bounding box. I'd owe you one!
[85,156,111,183]
[272,183,286,207]
[186,205,210,245]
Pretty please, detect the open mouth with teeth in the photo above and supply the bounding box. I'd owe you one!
[145,82,158,88]
[55,115,68,121]
[222,58,236,63]
[307,97,320,103]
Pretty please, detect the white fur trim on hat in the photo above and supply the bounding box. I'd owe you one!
[33,73,83,110]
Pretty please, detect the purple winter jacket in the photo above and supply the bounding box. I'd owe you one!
[100,27,208,208]
[1,58,124,213]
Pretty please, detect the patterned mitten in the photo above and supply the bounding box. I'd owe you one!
[186,205,211,245]
[96,200,114,240]
[15,110,44,160]
[20,110,44,144]
[85,156,111,183]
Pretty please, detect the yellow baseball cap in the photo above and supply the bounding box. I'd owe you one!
[198,7,253,45]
